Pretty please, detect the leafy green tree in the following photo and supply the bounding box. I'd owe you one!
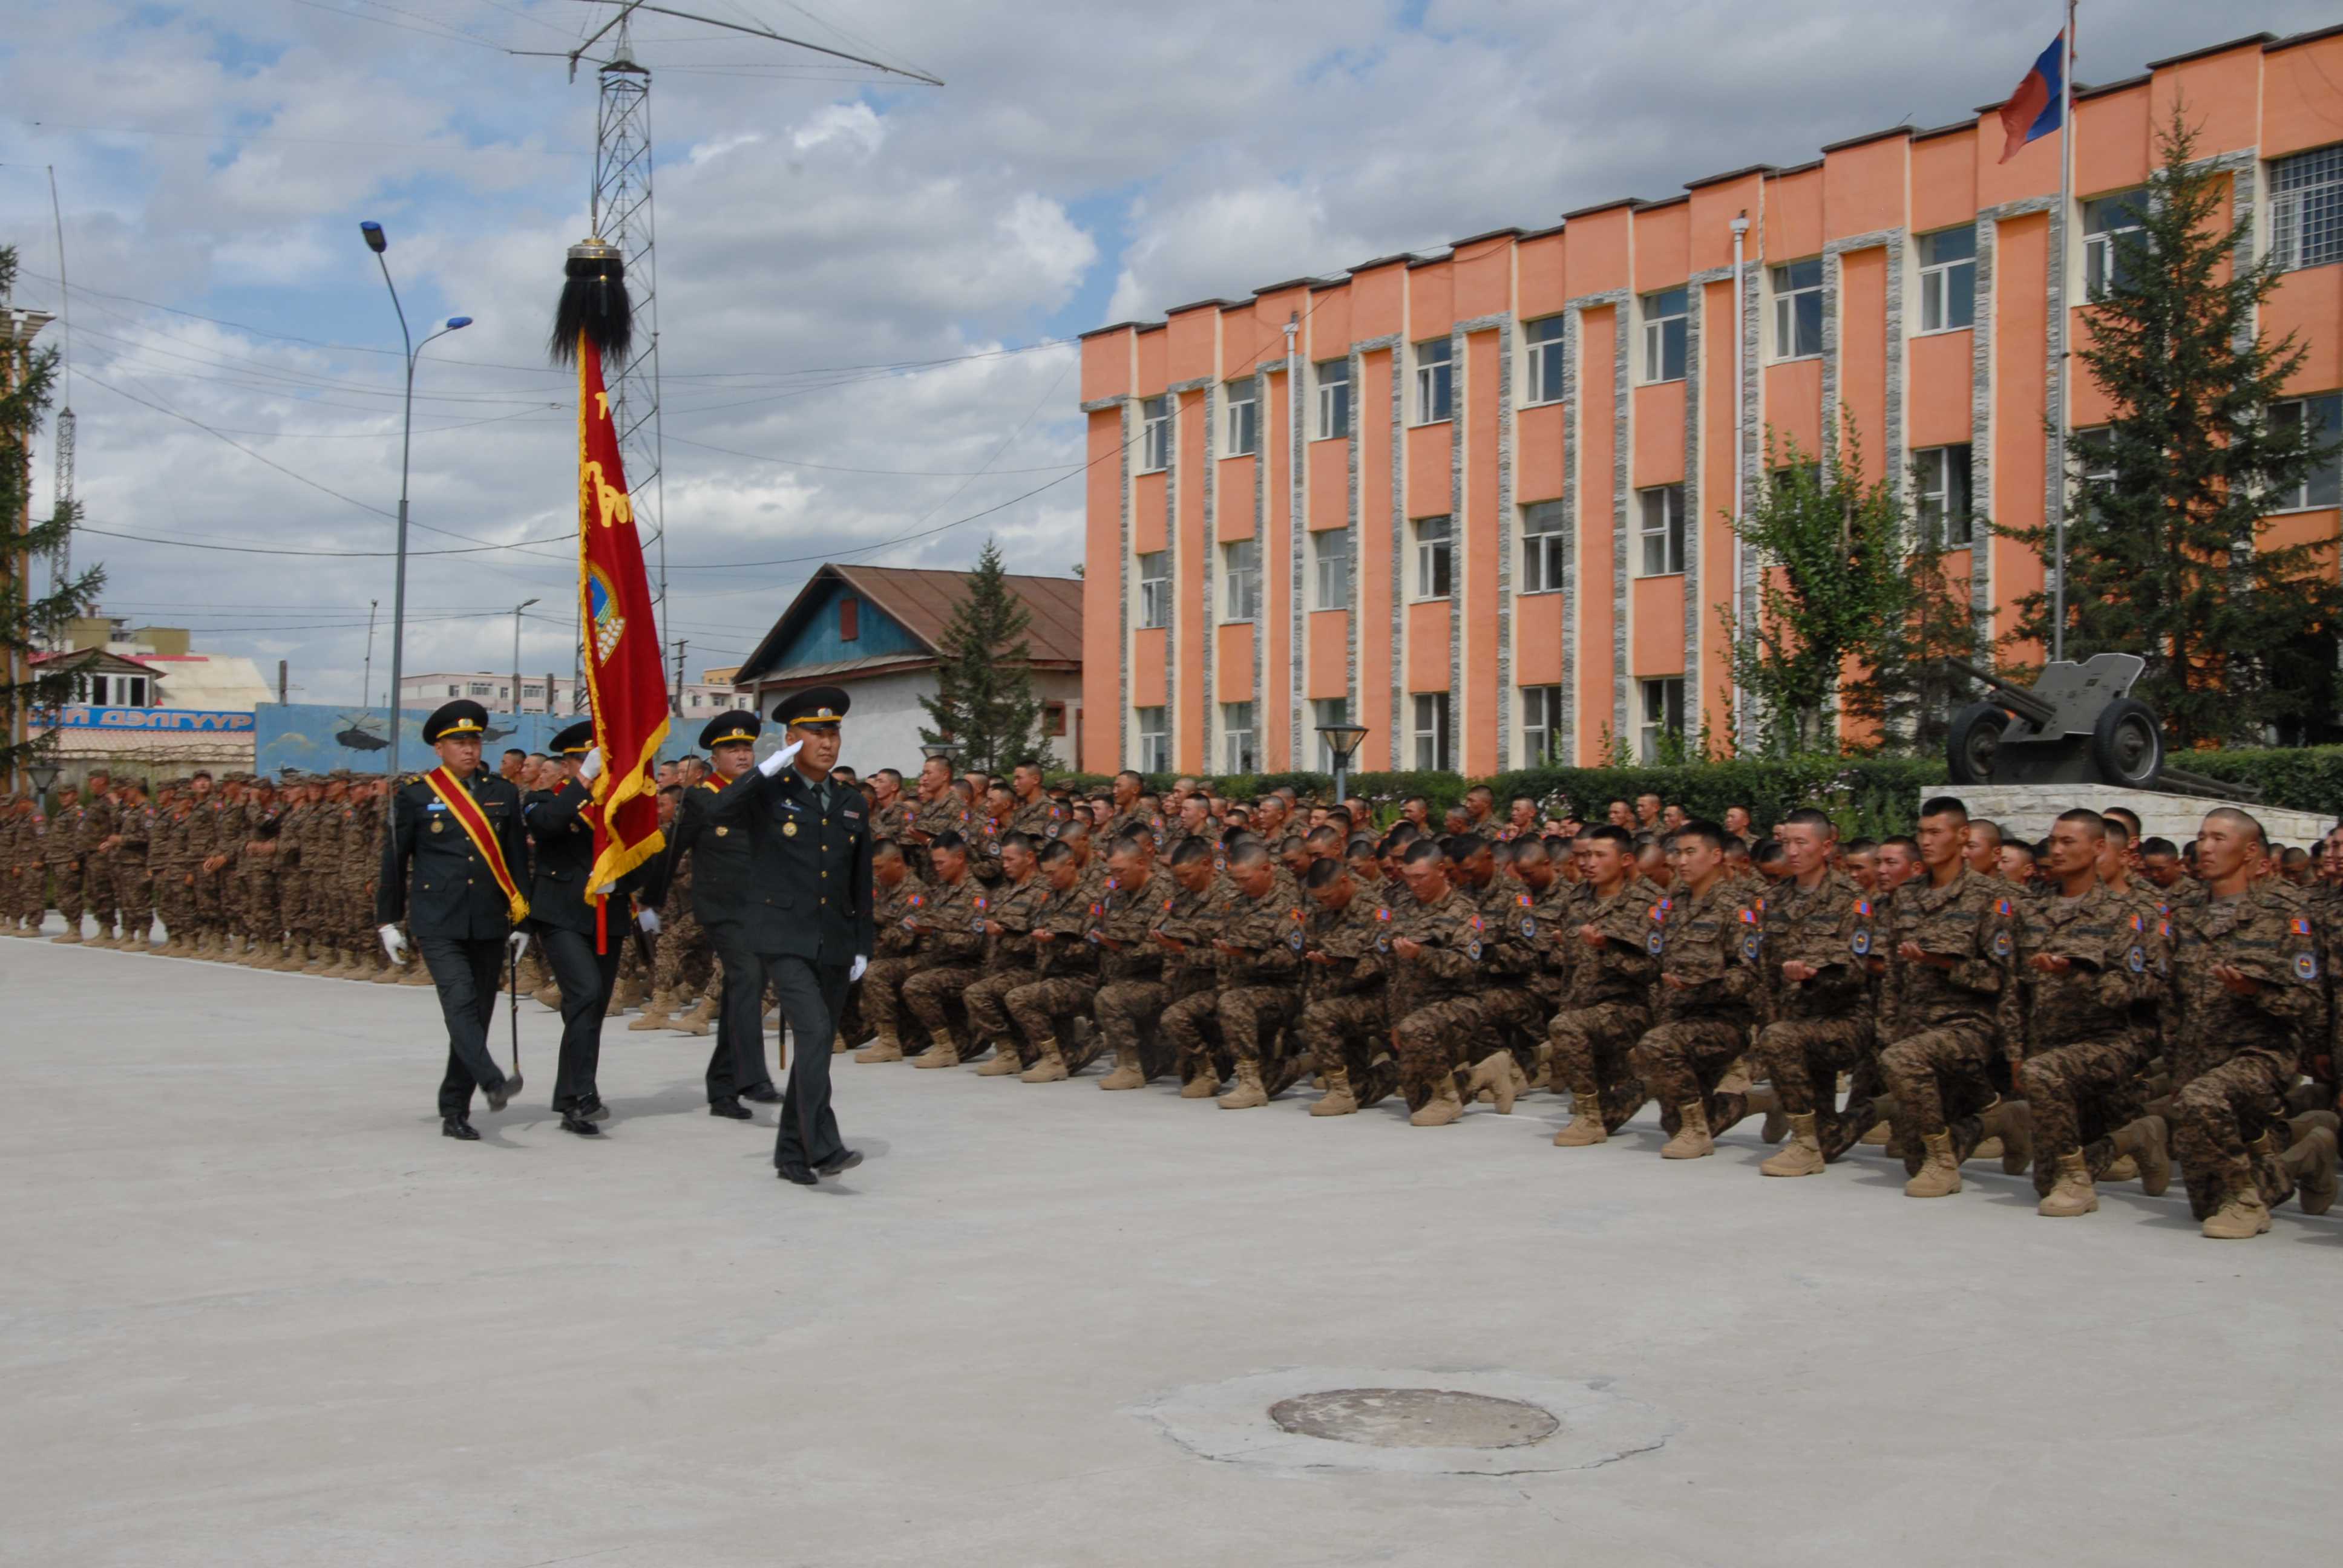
[917,537,1050,773]
[1,245,105,782]
[1840,474,1984,756]
[2000,107,2342,746]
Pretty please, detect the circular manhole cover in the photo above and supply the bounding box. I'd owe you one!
[1268,1387,1560,1450]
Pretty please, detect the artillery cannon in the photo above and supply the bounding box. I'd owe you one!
[1943,655,2259,802]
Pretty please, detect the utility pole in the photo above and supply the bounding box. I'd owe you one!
[670,637,687,716]
[362,599,378,708]
[277,659,288,706]
[45,168,73,607]
[510,596,540,714]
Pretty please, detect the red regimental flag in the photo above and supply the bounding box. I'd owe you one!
[575,336,669,920]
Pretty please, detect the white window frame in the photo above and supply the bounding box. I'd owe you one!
[2083,191,2148,301]
[1412,337,1453,425]
[1312,697,1352,772]
[1311,528,1351,609]
[1639,289,1688,384]
[1139,395,1170,472]
[1638,677,1686,764]
[1135,707,1168,773]
[1222,538,1260,622]
[1771,260,1823,361]
[1412,515,1453,600]
[445,684,460,697]
[1522,685,1564,764]
[1221,701,1257,776]
[2270,144,2343,273]
[1916,225,1976,334]
[1913,444,1976,547]
[1636,485,1686,577]
[1136,550,1170,629]
[1522,315,1566,405]
[1223,380,1258,457]
[1315,358,1351,440]
[469,682,494,697]
[2270,394,2343,512]
[1520,500,1566,594]
[1412,691,1452,772]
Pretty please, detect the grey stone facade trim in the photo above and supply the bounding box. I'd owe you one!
[1455,310,1515,771]
[1735,249,1761,749]
[1387,333,1407,771]
[1198,384,1217,774]
[1161,388,1179,767]
[1080,394,1122,414]
[1609,292,1633,752]
[1116,398,1132,766]
[1288,349,1308,769]
[1680,285,1703,702]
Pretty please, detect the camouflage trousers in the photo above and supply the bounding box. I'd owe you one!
[1878,1019,1999,1166]
[1548,1001,1653,1131]
[1297,992,1398,1105]
[278,867,315,938]
[1755,1012,1876,1160]
[113,857,152,943]
[2021,1032,2149,1198]
[1478,984,1555,1073]
[1095,975,1184,1080]
[652,909,716,999]
[154,866,194,941]
[1005,974,1100,1054]
[1394,995,1501,1096]
[1632,1016,1753,1126]
[2171,1047,2296,1221]
[962,965,1038,1057]
[46,859,82,925]
[900,962,982,1040]
[191,865,227,936]
[1159,985,1233,1086]
[854,955,923,1039]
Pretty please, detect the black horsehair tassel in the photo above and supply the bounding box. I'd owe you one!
[549,237,633,367]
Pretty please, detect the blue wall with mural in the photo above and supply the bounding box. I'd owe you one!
[252,703,728,776]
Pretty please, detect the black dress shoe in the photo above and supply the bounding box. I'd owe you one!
[485,1073,523,1112]
[442,1116,480,1141]
[816,1149,863,1177]
[742,1083,783,1104]
[579,1096,611,1123]
[559,1109,603,1137]
[709,1097,753,1120]
[776,1162,818,1185]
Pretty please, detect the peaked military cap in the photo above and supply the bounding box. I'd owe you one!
[423,699,491,744]
[772,685,850,730]
[700,710,762,750]
[549,720,595,756]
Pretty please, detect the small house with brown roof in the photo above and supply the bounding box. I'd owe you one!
[731,564,1086,770]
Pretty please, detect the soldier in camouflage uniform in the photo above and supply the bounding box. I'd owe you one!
[237,779,285,966]
[1089,834,1186,1089]
[1458,837,1545,1109]
[1192,840,1307,1108]
[148,782,190,953]
[1004,838,1106,1082]
[269,780,313,969]
[1877,797,2022,1198]
[44,780,86,942]
[2169,807,2333,1238]
[1754,808,1882,1176]
[1147,840,1240,1095]
[79,771,119,945]
[903,833,992,1068]
[2016,809,2172,1216]
[297,777,348,971]
[898,756,967,883]
[1548,826,1662,1146]
[1005,759,1065,845]
[1631,821,1765,1158]
[1295,855,1397,1116]
[849,840,928,1062]
[957,832,1052,1074]
[109,777,155,951]
[1385,838,1496,1128]
[1,794,36,934]
[869,767,914,847]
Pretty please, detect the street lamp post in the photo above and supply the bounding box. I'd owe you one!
[26,758,59,811]
[359,220,470,778]
[1315,722,1370,806]
[511,598,539,714]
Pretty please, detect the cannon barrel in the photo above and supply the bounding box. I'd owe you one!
[1942,657,2060,730]
[2157,764,2262,805]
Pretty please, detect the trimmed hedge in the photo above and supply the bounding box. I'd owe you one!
[2165,745,2343,815]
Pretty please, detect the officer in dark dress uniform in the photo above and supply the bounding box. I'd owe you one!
[525,720,658,1137]
[640,711,782,1120]
[375,700,531,1140]
[707,687,873,1185]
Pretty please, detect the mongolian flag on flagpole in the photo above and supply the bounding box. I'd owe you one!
[553,236,668,946]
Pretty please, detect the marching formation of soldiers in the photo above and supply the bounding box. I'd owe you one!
[10,747,2341,1240]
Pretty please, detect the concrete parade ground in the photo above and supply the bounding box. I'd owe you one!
[3,923,2336,1568]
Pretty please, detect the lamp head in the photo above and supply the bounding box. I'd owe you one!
[359,221,387,254]
[445,316,472,330]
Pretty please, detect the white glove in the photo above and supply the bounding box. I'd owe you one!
[638,908,662,936]
[580,746,603,782]
[849,953,868,983]
[506,930,529,959]
[756,737,805,777]
[378,924,407,964]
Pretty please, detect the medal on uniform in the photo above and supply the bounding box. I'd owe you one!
[783,820,798,837]
[715,826,729,837]
[431,820,444,833]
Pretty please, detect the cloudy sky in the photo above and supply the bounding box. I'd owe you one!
[1,0,2327,711]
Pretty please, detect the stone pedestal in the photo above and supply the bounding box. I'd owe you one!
[1925,784,2335,847]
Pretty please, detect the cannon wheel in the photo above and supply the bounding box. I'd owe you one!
[1947,702,2008,785]
[2091,697,2163,789]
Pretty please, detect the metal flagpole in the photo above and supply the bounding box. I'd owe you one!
[2052,0,2076,664]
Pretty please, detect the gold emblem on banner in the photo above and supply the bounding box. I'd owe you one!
[782,820,799,838]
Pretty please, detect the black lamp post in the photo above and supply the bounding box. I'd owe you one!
[1316,722,1370,805]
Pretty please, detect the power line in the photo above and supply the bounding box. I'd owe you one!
[78,524,572,558]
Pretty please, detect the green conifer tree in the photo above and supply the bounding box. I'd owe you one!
[917,537,1049,772]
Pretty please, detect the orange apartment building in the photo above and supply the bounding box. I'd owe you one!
[1075,26,2343,778]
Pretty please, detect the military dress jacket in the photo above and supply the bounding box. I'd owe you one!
[373,769,529,941]
[522,778,650,937]
[706,763,875,965]
[645,779,760,933]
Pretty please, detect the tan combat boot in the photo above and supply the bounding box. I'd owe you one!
[2037,1149,2099,1216]
[855,1031,905,1064]
[1311,1064,1358,1116]
[1098,1044,1145,1089]
[1216,1058,1268,1108]
[1020,1037,1071,1083]
[1903,1129,1963,1198]
[1981,1098,2033,1175]
[1410,1076,1466,1127]
[399,957,433,985]
[50,926,82,945]
[2282,1122,2339,1217]
[1860,1096,1897,1146]
[1746,1085,1788,1145]
[831,1031,851,1055]
[2111,1114,2171,1195]
[1178,1063,1221,1098]
[2202,1178,2273,1240]
[1464,1054,1527,1115]
[531,981,562,1009]
[670,996,713,1036]
[1760,1111,1827,1177]
[911,1028,961,1068]
[1660,1100,1714,1159]
[302,942,335,974]
[974,1037,1024,1076]
[1553,1080,1609,1146]
[628,990,675,1031]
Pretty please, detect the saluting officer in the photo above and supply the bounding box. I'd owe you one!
[525,720,658,1137]
[642,710,783,1120]
[376,701,531,1141]
[708,687,873,1186]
